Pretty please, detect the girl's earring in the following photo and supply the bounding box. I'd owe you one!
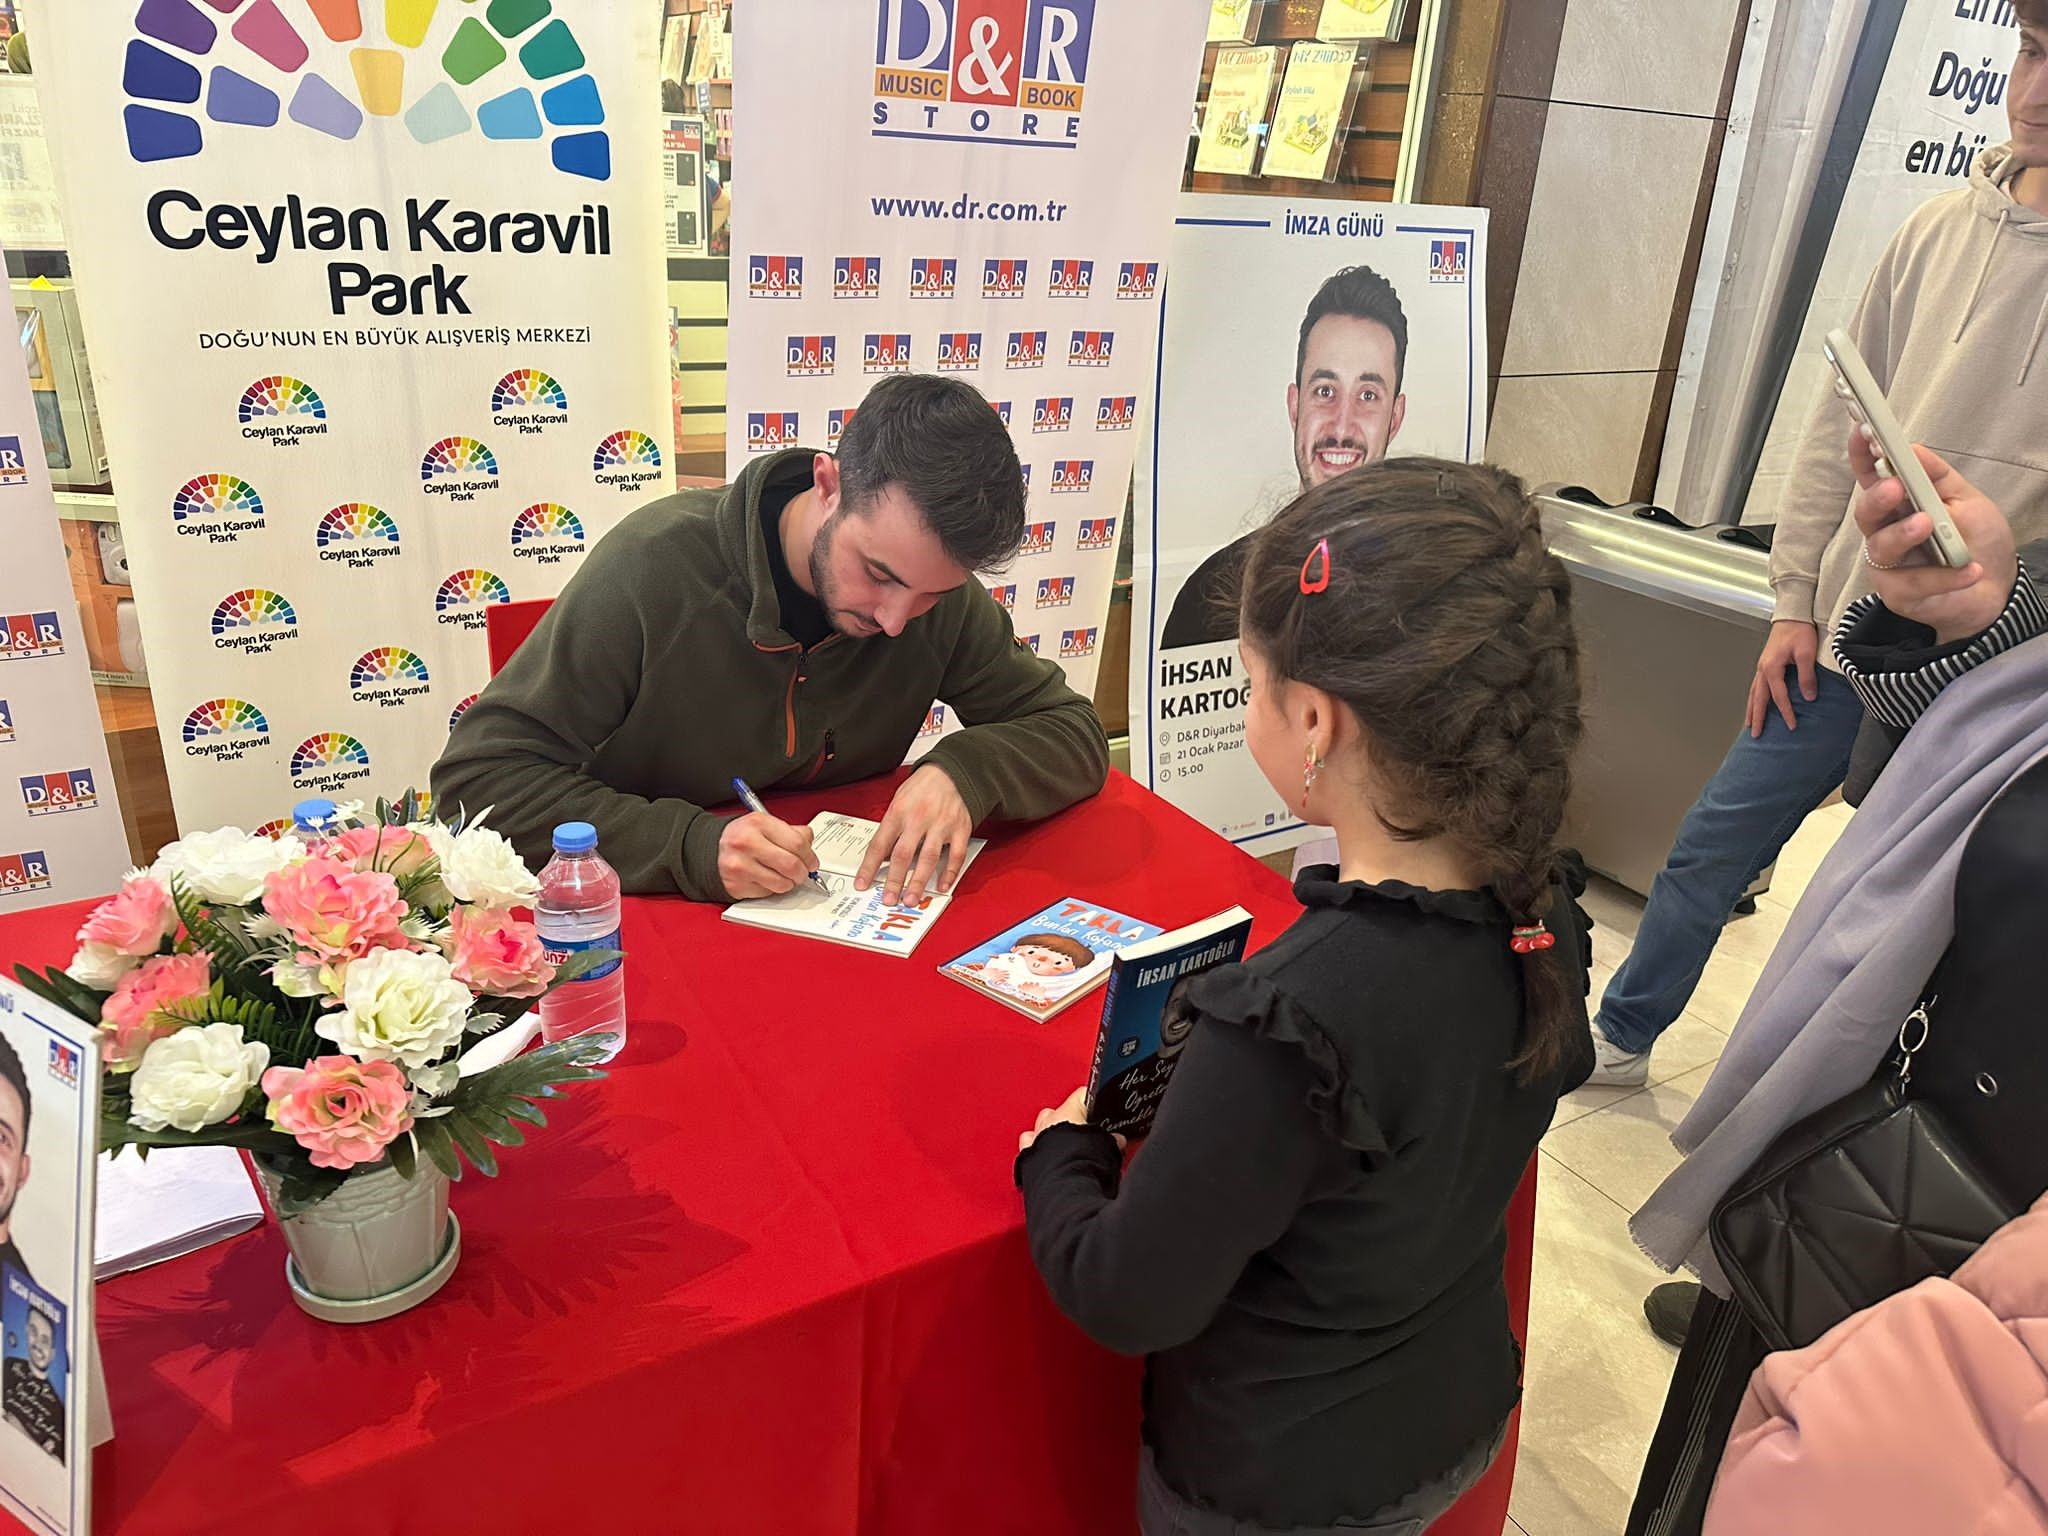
[1302,745,1323,809]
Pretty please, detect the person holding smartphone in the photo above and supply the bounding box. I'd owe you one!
[1587,23,2048,1117]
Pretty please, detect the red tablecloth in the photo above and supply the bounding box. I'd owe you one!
[0,771,1529,1534]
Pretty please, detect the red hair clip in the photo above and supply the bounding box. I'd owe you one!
[1510,922,1556,955]
[1299,537,1332,595]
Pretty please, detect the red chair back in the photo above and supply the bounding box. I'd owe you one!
[486,599,554,677]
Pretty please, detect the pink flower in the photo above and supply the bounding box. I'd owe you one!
[262,857,410,964]
[261,1056,414,1170]
[323,825,436,880]
[77,875,177,958]
[444,905,555,998]
[100,952,212,1071]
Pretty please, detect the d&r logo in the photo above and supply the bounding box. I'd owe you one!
[872,0,1096,149]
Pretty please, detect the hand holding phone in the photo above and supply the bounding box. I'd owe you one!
[1823,328,1970,568]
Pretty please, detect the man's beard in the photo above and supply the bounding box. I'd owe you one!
[808,511,879,637]
[0,1185,20,1231]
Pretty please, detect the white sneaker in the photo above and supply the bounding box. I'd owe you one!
[1586,1023,1650,1088]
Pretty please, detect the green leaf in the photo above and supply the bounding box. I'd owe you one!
[375,796,394,828]
[408,1033,609,1181]
[413,1119,462,1180]
[388,1134,417,1181]
[13,965,108,1026]
[549,950,623,988]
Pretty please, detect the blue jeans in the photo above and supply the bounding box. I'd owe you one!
[1594,666,1866,1055]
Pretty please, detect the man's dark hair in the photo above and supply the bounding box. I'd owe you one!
[834,374,1025,573]
[1296,264,1409,397]
[0,1033,29,1145]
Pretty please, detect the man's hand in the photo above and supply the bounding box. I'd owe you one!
[1848,429,2016,645]
[1746,620,1821,738]
[857,764,974,906]
[717,812,817,900]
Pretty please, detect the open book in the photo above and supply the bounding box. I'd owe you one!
[721,812,987,958]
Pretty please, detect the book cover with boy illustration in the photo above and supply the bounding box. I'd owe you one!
[940,899,1157,1022]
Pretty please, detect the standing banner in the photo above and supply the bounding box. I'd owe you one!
[726,0,1208,718]
[0,978,102,1536]
[34,4,666,834]
[1132,194,1488,857]
[0,236,131,910]
[1740,5,2020,522]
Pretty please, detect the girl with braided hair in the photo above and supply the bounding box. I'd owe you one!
[1017,458,1595,1536]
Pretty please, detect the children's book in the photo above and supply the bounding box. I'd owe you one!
[1086,906,1255,1138]
[939,898,1158,1021]
[720,812,987,958]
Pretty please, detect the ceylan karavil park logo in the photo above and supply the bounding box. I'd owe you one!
[351,647,433,709]
[872,0,1096,149]
[491,369,570,437]
[119,3,613,179]
[182,698,270,764]
[510,503,587,566]
[211,588,299,655]
[419,437,500,503]
[317,503,402,570]
[592,429,664,492]
[238,376,329,447]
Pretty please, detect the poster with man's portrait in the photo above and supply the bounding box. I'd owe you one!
[0,979,100,1535]
[1131,194,1489,856]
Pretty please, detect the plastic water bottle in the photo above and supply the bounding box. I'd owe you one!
[535,822,626,1062]
[291,798,341,839]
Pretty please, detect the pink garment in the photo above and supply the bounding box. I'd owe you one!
[1705,1193,2048,1535]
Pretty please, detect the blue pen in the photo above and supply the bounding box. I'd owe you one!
[731,777,827,889]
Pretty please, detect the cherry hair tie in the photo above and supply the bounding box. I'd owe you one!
[1299,538,1332,595]
[1510,922,1556,955]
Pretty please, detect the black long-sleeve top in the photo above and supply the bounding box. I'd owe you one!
[1017,872,1593,1528]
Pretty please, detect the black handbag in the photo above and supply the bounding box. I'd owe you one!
[1708,999,2022,1353]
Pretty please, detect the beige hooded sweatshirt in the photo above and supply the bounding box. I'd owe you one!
[1769,143,2048,656]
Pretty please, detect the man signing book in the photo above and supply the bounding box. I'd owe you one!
[434,374,1109,906]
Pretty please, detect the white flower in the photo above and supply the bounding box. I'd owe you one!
[271,956,346,1000]
[152,827,306,907]
[408,1061,460,1097]
[67,941,141,991]
[319,947,472,1070]
[424,821,540,909]
[128,1022,269,1133]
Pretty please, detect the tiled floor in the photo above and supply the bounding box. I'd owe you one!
[1504,801,1855,1536]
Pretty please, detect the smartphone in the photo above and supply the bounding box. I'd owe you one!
[1822,328,1970,569]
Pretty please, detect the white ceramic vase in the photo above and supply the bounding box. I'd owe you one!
[253,1157,461,1323]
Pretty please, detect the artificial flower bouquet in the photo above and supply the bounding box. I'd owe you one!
[12,794,616,1213]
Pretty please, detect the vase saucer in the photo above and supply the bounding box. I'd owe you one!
[284,1212,463,1324]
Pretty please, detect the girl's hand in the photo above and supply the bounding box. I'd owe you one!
[1018,1086,1123,1153]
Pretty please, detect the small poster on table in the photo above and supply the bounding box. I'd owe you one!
[663,116,709,258]
[0,977,101,1536]
[1195,46,1279,175]
[1260,42,1359,181]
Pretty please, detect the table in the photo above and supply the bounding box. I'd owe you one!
[0,771,1530,1534]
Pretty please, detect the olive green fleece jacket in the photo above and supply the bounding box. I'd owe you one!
[431,449,1110,898]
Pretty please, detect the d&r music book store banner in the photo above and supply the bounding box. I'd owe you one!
[35,3,667,833]
[726,0,1209,729]
[1132,195,1489,857]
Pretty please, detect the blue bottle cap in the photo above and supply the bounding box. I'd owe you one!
[291,798,339,833]
[552,821,598,854]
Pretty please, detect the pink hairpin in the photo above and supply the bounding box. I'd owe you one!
[1299,538,1332,595]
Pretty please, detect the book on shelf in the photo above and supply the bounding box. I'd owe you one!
[1260,41,1358,181]
[1195,45,1279,176]
[1317,0,1409,42]
[721,811,986,958]
[939,898,1159,1021]
[1207,0,1260,43]
[1086,906,1255,1139]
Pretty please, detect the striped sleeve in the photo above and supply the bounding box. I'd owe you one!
[1832,559,2048,731]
